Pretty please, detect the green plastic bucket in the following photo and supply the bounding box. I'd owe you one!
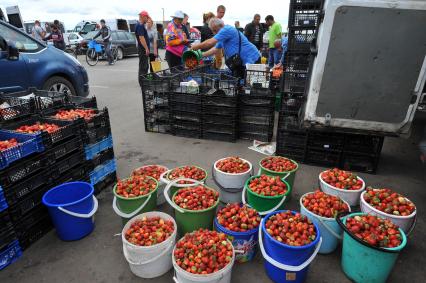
[182,50,203,66]
[259,157,299,197]
[163,166,208,197]
[337,212,407,283]
[112,176,158,225]
[242,175,291,216]
[164,178,219,235]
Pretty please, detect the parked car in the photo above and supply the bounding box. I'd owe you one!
[64,32,84,47]
[0,20,89,97]
[81,30,137,60]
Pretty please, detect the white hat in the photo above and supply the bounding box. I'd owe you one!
[171,10,185,19]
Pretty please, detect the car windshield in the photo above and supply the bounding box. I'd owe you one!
[83,31,98,39]
[0,22,44,52]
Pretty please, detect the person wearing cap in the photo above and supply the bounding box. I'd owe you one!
[191,18,260,78]
[165,10,189,68]
[135,11,150,83]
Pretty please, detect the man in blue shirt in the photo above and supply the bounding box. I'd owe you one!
[191,18,260,78]
[135,10,150,86]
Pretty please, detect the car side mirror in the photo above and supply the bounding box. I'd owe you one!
[7,45,19,61]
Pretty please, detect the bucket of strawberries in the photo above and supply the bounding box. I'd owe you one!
[132,165,169,205]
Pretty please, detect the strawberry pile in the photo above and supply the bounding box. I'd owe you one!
[115,175,157,198]
[168,166,206,184]
[302,190,350,218]
[363,188,415,216]
[0,138,19,151]
[173,185,219,210]
[261,156,297,172]
[248,175,287,196]
[321,168,363,190]
[15,122,60,134]
[345,214,402,248]
[132,165,167,181]
[265,211,317,246]
[125,216,174,246]
[216,157,250,174]
[185,56,199,69]
[174,229,233,274]
[53,109,96,121]
[216,203,261,232]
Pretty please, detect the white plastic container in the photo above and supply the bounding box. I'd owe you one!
[319,172,365,206]
[213,157,252,189]
[122,211,177,278]
[133,165,169,205]
[172,239,235,283]
[360,191,416,234]
[218,187,243,204]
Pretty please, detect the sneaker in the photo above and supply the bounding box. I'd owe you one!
[109,62,114,65]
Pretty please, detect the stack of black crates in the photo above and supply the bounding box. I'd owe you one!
[276,0,384,173]
[0,90,116,270]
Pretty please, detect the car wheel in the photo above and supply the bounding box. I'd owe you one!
[43,76,77,96]
[117,47,124,60]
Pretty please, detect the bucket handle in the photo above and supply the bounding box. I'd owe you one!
[172,267,225,283]
[335,212,401,254]
[57,195,98,218]
[164,178,205,214]
[112,194,152,219]
[257,168,291,181]
[123,241,173,265]
[317,217,343,241]
[159,169,172,185]
[211,164,254,192]
[241,186,286,216]
[258,218,322,272]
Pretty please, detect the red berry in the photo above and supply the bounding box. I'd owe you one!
[302,190,350,218]
[363,187,415,216]
[125,216,174,246]
[132,165,167,181]
[173,185,219,210]
[216,203,260,232]
[168,166,206,184]
[261,156,297,172]
[216,157,250,174]
[115,175,157,198]
[248,175,287,196]
[321,168,363,191]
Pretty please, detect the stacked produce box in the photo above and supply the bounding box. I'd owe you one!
[0,90,116,268]
[276,0,384,173]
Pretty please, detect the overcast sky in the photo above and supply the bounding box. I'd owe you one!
[1,0,290,30]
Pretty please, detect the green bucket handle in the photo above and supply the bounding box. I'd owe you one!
[112,194,152,219]
[257,168,290,180]
[58,195,98,218]
[159,169,172,185]
[123,239,173,265]
[241,185,287,216]
[336,212,406,253]
[258,217,323,272]
[164,177,205,214]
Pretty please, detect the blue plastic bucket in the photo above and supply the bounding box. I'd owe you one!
[300,192,351,254]
[337,212,407,283]
[42,182,98,241]
[214,214,258,263]
[259,210,322,283]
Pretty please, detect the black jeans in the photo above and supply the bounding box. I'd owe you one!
[105,41,112,64]
[138,46,149,86]
[149,53,156,73]
[165,50,182,69]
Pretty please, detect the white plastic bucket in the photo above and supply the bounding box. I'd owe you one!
[213,157,253,189]
[172,239,235,283]
[218,187,243,204]
[360,191,416,234]
[122,211,177,278]
[319,172,366,206]
[299,192,351,254]
[133,165,169,206]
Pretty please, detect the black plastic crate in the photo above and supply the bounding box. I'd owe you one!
[171,128,202,139]
[288,7,322,29]
[343,134,384,156]
[239,115,273,125]
[340,153,380,174]
[44,106,110,129]
[281,96,305,116]
[171,120,202,131]
[203,122,237,135]
[240,106,274,117]
[88,148,114,169]
[0,96,36,124]
[238,131,273,142]
[170,111,202,123]
[203,105,238,116]
[13,204,49,232]
[3,116,82,148]
[50,150,86,180]
[82,124,112,145]
[16,215,52,250]
[94,171,117,195]
[0,226,17,252]
[203,73,239,96]
[0,210,13,232]
[305,148,341,167]
[284,52,311,68]
[239,88,275,108]
[169,101,202,113]
[239,122,273,134]
[288,28,317,53]
[277,130,308,149]
[202,93,238,108]
[68,96,98,109]
[282,70,309,94]
[2,168,51,207]
[245,69,271,87]
[277,113,303,132]
[203,113,236,125]
[307,131,345,152]
[144,121,170,134]
[8,186,49,222]
[140,69,180,93]
[202,131,237,142]
[47,135,84,161]
[168,91,203,105]
[51,163,91,186]
[276,145,307,162]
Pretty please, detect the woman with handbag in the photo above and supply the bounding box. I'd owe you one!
[191,18,260,78]
[146,18,159,73]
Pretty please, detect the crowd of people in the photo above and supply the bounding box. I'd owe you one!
[135,5,288,83]
[31,20,66,51]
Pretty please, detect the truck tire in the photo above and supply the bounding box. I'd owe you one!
[43,76,76,96]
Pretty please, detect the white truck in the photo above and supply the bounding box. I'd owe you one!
[74,19,129,35]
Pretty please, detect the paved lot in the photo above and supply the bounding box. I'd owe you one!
[1,55,425,283]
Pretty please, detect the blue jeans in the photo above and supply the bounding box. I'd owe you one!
[268,48,281,68]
